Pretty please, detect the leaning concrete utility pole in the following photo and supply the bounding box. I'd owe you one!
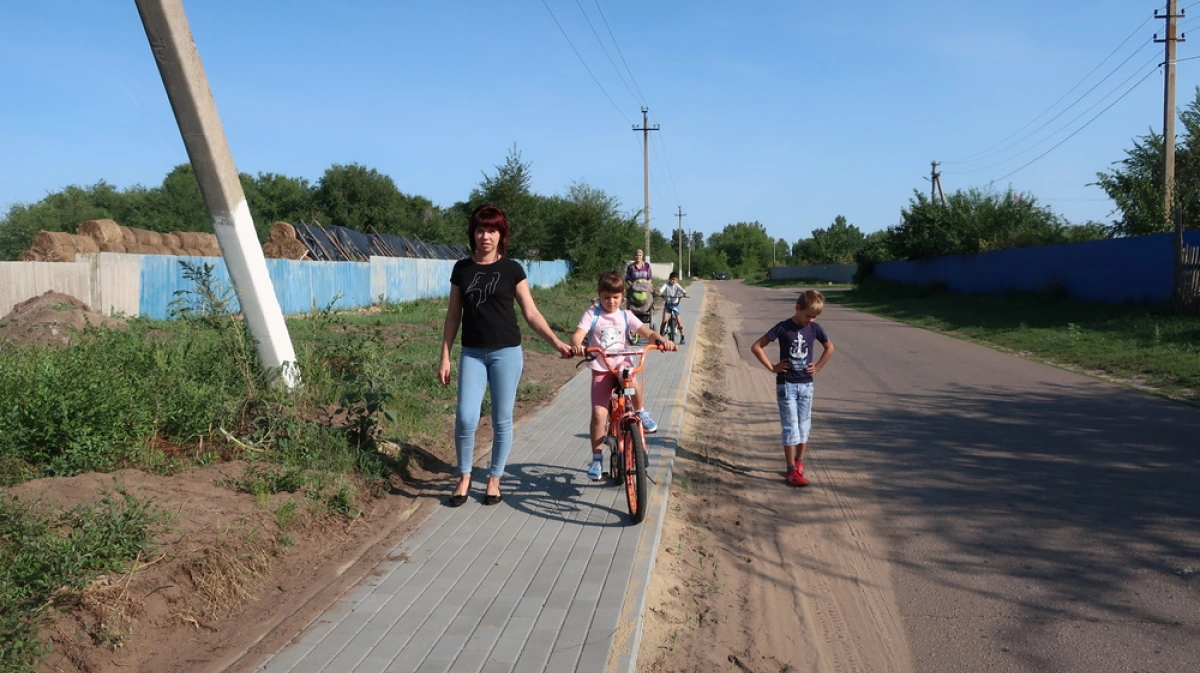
[136,0,298,388]
[632,107,659,261]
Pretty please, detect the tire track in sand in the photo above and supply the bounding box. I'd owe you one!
[639,288,913,673]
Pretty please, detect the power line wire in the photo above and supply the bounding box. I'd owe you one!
[944,15,1154,166]
[540,0,632,125]
[574,0,642,107]
[953,50,1162,175]
[985,67,1158,185]
[592,0,648,105]
[946,38,1156,168]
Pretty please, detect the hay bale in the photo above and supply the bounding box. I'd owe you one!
[78,219,123,244]
[120,226,139,246]
[161,232,182,248]
[98,242,127,253]
[269,221,297,241]
[33,231,100,256]
[263,238,309,260]
[175,231,220,250]
[132,228,163,246]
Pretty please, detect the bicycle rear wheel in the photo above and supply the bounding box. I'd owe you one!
[623,422,649,524]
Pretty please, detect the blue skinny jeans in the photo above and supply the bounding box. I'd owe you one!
[456,345,524,478]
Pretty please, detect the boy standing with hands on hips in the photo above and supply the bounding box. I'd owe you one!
[749,290,835,487]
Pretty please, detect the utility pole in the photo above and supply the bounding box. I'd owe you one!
[930,161,947,206]
[1156,0,1187,302]
[633,107,659,261]
[675,206,686,276]
[687,233,693,278]
[136,0,298,389]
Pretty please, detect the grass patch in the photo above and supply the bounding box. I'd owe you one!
[745,276,853,290]
[0,486,166,673]
[837,278,1200,402]
[0,267,600,670]
[0,268,601,670]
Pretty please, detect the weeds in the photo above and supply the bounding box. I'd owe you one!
[0,271,596,669]
[0,486,165,673]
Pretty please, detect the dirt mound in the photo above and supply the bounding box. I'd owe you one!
[0,290,125,351]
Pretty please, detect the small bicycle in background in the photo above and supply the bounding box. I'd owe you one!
[584,343,665,524]
[659,295,685,343]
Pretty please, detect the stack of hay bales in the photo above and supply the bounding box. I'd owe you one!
[18,219,315,262]
[18,219,224,261]
[79,219,222,257]
[19,231,100,262]
[262,221,310,260]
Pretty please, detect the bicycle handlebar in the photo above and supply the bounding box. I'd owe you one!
[583,343,665,378]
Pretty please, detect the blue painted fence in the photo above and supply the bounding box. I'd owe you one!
[138,255,571,320]
[875,231,1200,304]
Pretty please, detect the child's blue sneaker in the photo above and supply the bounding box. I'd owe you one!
[637,410,658,433]
[587,458,604,480]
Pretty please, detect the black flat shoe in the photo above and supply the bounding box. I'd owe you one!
[448,493,469,507]
[483,492,503,506]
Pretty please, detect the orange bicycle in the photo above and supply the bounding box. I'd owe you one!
[585,343,664,524]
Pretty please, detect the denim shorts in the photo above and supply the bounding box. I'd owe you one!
[776,382,814,446]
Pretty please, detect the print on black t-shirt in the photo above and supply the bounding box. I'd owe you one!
[464,271,501,313]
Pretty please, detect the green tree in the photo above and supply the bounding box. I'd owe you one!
[708,221,772,278]
[1093,86,1200,236]
[0,183,126,259]
[248,172,318,228]
[891,188,1073,260]
[316,163,415,235]
[1092,132,1165,237]
[557,182,641,279]
[795,215,864,265]
[468,145,551,259]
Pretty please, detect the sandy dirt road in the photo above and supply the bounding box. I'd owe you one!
[640,281,1200,673]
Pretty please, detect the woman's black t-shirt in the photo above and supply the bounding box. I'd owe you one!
[450,257,527,348]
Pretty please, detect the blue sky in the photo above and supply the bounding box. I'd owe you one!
[2,1,1197,243]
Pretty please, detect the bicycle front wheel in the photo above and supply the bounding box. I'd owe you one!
[623,423,649,524]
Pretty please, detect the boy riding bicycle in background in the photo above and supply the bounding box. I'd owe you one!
[571,270,677,480]
[657,272,689,344]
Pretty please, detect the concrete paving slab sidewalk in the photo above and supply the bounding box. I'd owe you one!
[251,283,707,673]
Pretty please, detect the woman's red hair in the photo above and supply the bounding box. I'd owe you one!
[468,204,510,256]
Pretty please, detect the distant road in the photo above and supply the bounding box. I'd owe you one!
[721,280,1200,673]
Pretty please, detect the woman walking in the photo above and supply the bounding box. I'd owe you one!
[438,205,572,506]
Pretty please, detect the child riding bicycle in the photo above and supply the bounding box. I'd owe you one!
[657,272,689,344]
[571,270,677,480]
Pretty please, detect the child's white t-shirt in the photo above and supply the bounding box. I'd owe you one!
[576,307,644,372]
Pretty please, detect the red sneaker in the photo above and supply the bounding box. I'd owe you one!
[786,464,808,487]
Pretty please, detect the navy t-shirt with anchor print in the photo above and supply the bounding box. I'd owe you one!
[450,257,527,348]
[763,318,829,385]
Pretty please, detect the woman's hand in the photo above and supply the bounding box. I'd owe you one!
[438,355,452,385]
[770,360,790,374]
[555,340,574,358]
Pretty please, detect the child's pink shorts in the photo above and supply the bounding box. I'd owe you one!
[591,370,637,409]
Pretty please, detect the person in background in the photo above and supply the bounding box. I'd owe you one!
[657,271,689,344]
